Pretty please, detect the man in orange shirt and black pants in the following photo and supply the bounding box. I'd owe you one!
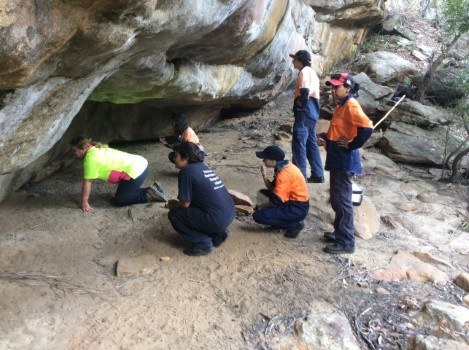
[252,145,309,238]
[319,73,373,254]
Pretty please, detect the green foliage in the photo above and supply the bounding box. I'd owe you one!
[402,76,414,85]
[359,35,389,53]
[442,0,469,36]
[405,43,417,51]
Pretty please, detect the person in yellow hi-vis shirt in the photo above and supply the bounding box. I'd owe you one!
[318,73,373,254]
[70,135,167,212]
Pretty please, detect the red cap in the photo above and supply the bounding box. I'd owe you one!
[325,73,356,88]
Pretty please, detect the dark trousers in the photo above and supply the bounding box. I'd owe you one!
[292,115,324,179]
[253,190,309,231]
[329,170,355,249]
[113,166,149,206]
[168,207,235,249]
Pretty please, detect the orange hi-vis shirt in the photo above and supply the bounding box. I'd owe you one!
[294,66,320,99]
[327,98,373,142]
[181,127,201,146]
[273,163,309,203]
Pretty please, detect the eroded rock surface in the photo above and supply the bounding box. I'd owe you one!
[0,0,384,202]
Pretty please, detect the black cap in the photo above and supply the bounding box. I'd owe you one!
[255,145,285,161]
[289,50,311,63]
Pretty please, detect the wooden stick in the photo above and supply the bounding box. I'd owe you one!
[373,95,406,130]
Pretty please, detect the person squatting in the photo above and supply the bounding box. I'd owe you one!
[70,55,372,256]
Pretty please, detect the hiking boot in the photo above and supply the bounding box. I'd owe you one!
[323,243,355,255]
[212,230,231,248]
[324,231,336,242]
[183,245,213,256]
[308,176,325,183]
[146,182,170,202]
[284,221,305,239]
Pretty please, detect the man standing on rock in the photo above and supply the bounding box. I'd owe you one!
[289,50,324,183]
[319,73,373,254]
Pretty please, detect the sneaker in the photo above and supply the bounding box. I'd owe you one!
[323,243,354,254]
[284,221,305,239]
[183,245,213,256]
[212,230,231,248]
[146,182,170,202]
[308,176,325,183]
[324,231,336,242]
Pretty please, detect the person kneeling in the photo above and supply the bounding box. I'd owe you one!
[253,146,309,238]
[167,142,235,256]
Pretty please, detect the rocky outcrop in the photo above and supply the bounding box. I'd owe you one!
[356,51,418,83]
[380,122,462,166]
[0,0,385,202]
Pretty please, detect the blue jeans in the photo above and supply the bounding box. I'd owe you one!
[113,166,149,206]
[253,190,309,231]
[168,207,234,249]
[329,170,355,250]
[292,112,324,179]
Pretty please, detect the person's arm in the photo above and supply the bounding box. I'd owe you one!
[260,166,274,191]
[299,88,310,108]
[347,127,373,149]
[167,199,190,210]
[81,179,93,212]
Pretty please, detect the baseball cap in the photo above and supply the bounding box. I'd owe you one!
[255,145,285,161]
[325,73,356,89]
[289,50,311,63]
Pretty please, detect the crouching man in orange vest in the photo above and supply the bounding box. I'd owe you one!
[252,145,310,239]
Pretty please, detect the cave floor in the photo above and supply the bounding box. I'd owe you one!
[1,91,468,349]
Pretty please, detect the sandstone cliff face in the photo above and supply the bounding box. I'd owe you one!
[0,0,384,202]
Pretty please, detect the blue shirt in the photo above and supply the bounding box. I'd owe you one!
[178,162,235,219]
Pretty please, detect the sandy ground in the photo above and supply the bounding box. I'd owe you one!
[0,91,468,350]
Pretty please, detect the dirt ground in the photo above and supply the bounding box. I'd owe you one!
[0,91,468,350]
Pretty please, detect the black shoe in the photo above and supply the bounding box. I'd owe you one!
[212,230,231,248]
[284,221,305,239]
[183,245,213,256]
[323,243,354,254]
[308,176,325,183]
[324,231,336,242]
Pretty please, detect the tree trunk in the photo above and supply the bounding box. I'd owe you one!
[415,33,462,102]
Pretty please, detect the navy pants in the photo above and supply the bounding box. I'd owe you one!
[329,170,355,250]
[253,190,309,231]
[114,166,149,206]
[292,110,323,179]
[168,207,235,249]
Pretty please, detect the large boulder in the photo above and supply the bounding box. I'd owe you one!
[0,0,385,203]
[385,100,451,128]
[356,51,418,83]
[379,122,462,166]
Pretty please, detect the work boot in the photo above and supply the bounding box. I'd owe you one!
[146,182,170,202]
[183,244,213,256]
[324,231,336,242]
[323,243,355,255]
[284,221,305,239]
[212,230,231,248]
[308,176,325,183]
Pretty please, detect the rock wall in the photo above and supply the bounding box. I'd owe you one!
[0,0,384,202]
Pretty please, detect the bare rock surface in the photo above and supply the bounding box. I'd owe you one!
[116,254,157,277]
[0,0,385,203]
